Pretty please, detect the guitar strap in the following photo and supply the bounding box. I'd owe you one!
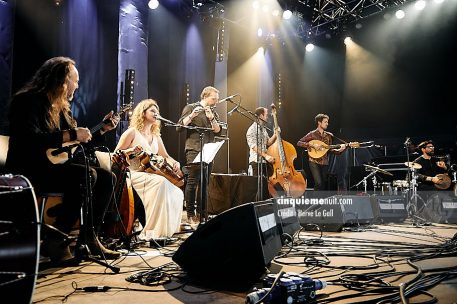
[327,132,348,144]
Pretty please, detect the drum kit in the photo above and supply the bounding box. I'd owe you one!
[354,162,425,196]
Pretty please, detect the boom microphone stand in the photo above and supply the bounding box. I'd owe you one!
[227,99,273,201]
[160,116,214,224]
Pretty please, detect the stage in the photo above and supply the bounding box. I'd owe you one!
[32,222,457,304]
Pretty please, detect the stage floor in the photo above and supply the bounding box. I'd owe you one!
[32,222,457,304]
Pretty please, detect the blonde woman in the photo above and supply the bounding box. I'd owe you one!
[115,99,184,239]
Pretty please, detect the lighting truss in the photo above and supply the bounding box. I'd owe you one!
[288,0,414,38]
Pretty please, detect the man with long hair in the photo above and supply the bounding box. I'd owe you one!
[6,57,121,263]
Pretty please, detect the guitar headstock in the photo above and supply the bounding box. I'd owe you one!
[119,103,133,115]
[271,103,277,115]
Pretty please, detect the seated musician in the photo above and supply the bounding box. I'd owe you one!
[297,113,346,191]
[115,99,184,240]
[414,140,448,191]
[5,57,121,263]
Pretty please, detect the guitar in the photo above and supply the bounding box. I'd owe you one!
[307,139,360,159]
[138,151,185,188]
[46,103,132,164]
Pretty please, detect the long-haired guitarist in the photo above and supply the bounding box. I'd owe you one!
[297,113,346,190]
[6,57,121,263]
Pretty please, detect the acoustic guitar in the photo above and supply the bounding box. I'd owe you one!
[46,103,132,164]
[307,139,360,159]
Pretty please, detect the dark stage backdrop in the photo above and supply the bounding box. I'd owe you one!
[0,0,14,135]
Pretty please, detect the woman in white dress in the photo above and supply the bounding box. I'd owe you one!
[115,99,184,240]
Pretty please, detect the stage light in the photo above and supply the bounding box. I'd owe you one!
[257,28,263,37]
[305,43,314,52]
[434,0,444,3]
[344,36,352,45]
[283,10,292,20]
[252,1,260,9]
[262,4,269,12]
[415,0,426,10]
[257,47,264,53]
[148,0,159,10]
[395,9,405,19]
[272,9,280,16]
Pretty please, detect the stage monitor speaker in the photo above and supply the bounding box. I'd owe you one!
[273,197,301,244]
[298,195,375,232]
[172,201,282,291]
[371,195,407,223]
[421,193,457,224]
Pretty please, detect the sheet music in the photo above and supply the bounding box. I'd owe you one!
[192,141,224,164]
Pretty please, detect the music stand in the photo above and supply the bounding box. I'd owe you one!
[161,119,215,224]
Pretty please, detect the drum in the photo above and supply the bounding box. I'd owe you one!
[380,182,392,195]
[0,174,39,304]
[393,180,409,188]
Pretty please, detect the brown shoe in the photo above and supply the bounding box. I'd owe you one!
[86,236,121,260]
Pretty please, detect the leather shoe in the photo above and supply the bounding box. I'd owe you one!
[85,236,121,260]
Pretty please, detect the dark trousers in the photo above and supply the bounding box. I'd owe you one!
[184,151,212,218]
[32,163,115,236]
[309,161,328,191]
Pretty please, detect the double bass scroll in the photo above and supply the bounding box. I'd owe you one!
[266,104,307,198]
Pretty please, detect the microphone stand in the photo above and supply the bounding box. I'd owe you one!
[227,99,272,201]
[72,146,120,273]
[163,119,213,224]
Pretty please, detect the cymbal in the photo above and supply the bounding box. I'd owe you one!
[363,164,394,176]
[404,162,422,169]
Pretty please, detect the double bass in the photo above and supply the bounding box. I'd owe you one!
[267,104,307,198]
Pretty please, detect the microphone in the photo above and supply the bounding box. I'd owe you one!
[154,114,175,125]
[217,93,239,104]
[227,104,239,116]
[404,137,411,145]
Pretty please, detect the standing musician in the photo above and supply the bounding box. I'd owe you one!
[5,57,121,263]
[114,99,184,240]
[297,113,346,191]
[414,140,448,191]
[177,86,221,225]
[245,107,277,198]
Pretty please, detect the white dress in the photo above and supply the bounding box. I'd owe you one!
[128,130,183,240]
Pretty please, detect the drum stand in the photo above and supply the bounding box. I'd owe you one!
[352,169,377,194]
[405,168,428,225]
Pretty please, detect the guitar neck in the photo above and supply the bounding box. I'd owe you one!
[90,118,110,134]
